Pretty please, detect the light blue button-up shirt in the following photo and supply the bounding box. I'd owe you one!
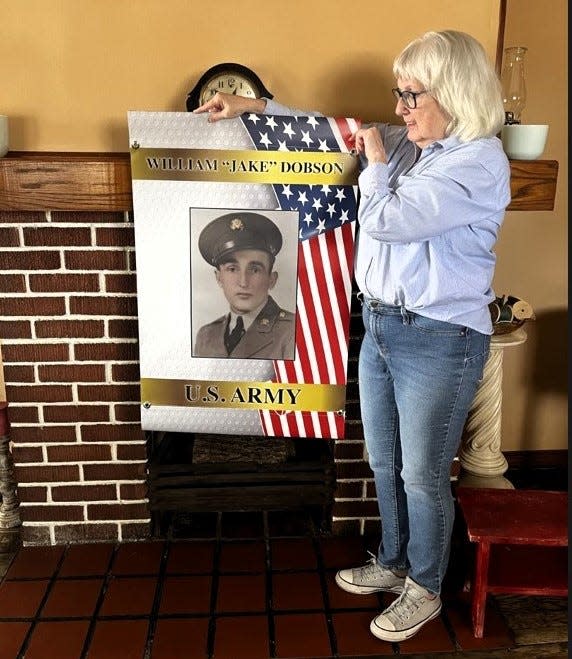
[265,100,511,334]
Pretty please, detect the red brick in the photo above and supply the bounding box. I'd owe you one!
[54,523,119,543]
[36,319,105,339]
[334,481,364,499]
[366,482,377,498]
[15,464,80,483]
[0,274,26,292]
[334,441,365,460]
[21,526,52,545]
[11,445,44,463]
[108,319,139,338]
[6,384,73,403]
[0,226,20,246]
[83,463,146,481]
[121,522,150,541]
[46,444,112,462]
[23,226,92,246]
[29,273,100,293]
[0,251,61,270]
[80,424,144,443]
[114,404,141,422]
[0,210,47,224]
[0,320,32,339]
[112,363,140,382]
[51,484,117,502]
[78,384,140,403]
[50,211,125,224]
[119,483,148,500]
[69,296,138,316]
[74,342,139,362]
[65,250,127,271]
[5,405,39,424]
[3,364,35,382]
[21,505,84,522]
[1,297,66,316]
[105,274,137,294]
[345,401,361,421]
[336,462,374,479]
[87,503,149,520]
[43,405,110,423]
[96,226,135,247]
[116,444,147,461]
[18,486,48,503]
[10,426,77,444]
[38,363,106,383]
[2,342,69,363]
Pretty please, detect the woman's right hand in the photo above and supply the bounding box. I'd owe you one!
[353,126,387,164]
[193,92,267,122]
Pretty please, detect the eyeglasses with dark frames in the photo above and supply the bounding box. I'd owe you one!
[391,88,428,109]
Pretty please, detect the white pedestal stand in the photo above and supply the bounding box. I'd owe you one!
[458,329,527,489]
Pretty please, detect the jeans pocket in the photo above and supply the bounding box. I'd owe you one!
[410,313,466,336]
[465,338,490,384]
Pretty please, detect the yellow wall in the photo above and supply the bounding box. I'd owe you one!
[2,0,499,151]
[494,0,568,451]
[1,0,568,452]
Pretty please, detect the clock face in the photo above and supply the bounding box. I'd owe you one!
[199,72,259,106]
[186,63,272,112]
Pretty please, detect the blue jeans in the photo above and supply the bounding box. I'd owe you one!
[358,298,489,594]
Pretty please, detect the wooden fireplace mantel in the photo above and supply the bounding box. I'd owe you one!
[0,151,559,213]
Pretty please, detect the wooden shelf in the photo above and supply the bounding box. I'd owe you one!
[0,151,559,212]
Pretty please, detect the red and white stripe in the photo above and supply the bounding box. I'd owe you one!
[260,220,355,439]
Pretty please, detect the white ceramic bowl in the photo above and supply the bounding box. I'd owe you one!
[501,124,549,160]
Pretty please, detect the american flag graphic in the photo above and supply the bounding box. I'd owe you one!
[241,113,360,439]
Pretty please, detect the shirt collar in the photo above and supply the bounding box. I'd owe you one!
[229,298,268,331]
[427,134,461,151]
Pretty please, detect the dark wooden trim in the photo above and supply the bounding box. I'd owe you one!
[0,151,559,212]
[0,152,132,212]
[496,0,508,75]
[508,159,559,211]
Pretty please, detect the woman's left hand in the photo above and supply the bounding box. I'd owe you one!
[352,127,387,164]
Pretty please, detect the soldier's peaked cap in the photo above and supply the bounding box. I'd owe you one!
[198,212,283,266]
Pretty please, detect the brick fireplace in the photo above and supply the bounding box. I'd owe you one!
[0,153,382,545]
[0,152,558,545]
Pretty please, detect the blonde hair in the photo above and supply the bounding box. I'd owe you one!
[393,30,504,141]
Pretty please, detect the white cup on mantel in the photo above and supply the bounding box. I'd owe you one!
[501,124,549,160]
[0,115,8,157]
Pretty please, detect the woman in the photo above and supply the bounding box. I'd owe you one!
[196,30,510,642]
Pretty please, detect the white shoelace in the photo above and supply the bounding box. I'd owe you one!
[358,552,383,578]
[384,585,423,622]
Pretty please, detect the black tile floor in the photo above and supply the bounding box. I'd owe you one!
[0,507,530,659]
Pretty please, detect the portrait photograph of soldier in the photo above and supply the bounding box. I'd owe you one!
[190,209,298,360]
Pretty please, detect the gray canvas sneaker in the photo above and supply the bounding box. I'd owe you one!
[369,576,442,642]
[335,556,406,594]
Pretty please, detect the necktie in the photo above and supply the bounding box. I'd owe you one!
[225,316,245,354]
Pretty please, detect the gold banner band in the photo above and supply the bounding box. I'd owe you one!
[140,378,346,412]
[130,148,359,185]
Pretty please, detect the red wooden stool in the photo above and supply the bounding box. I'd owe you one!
[456,487,568,638]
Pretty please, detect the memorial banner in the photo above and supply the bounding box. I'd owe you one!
[128,110,360,438]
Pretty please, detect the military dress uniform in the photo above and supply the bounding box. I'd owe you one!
[194,296,295,359]
[194,211,296,360]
